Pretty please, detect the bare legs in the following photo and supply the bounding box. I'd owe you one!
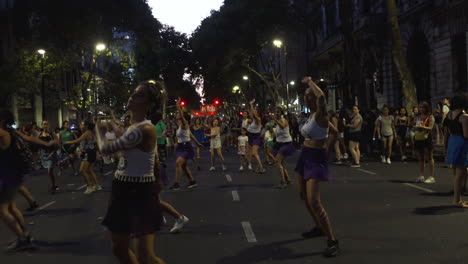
[0,200,30,238]
[348,141,360,165]
[210,148,225,168]
[175,157,194,183]
[110,232,166,264]
[416,149,434,178]
[275,154,290,184]
[250,145,264,171]
[453,167,468,207]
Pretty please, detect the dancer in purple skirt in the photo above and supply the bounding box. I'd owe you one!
[272,107,295,188]
[295,77,339,257]
[170,98,202,190]
[247,99,266,173]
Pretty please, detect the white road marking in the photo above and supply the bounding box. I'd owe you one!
[232,190,240,201]
[403,183,435,193]
[104,171,113,176]
[241,221,257,243]
[37,201,56,211]
[357,168,377,175]
[226,174,232,182]
[76,184,87,191]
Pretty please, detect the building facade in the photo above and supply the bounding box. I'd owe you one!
[299,0,468,111]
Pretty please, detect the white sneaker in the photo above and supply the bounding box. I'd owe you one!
[424,177,436,184]
[209,166,216,171]
[248,164,253,170]
[386,158,391,164]
[94,185,103,191]
[343,153,349,159]
[402,155,407,162]
[239,166,244,171]
[416,176,425,183]
[170,215,189,233]
[84,186,94,194]
[381,156,386,163]
[222,165,227,171]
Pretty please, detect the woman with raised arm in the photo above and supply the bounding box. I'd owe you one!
[295,77,339,257]
[64,120,101,194]
[0,109,57,251]
[272,107,295,188]
[96,81,165,264]
[169,98,201,190]
[247,99,266,173]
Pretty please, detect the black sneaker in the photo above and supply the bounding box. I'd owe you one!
[301,227,325,238]
[323,239,339,257]
[6,237,35,252]
[169,183,180,191]
[26,201,39,211]
[186,181,197,189]
[332,159,342,165]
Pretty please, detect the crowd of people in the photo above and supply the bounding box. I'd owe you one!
[0,77,467,262]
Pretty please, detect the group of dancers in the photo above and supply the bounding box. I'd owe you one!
[1,74,467,263]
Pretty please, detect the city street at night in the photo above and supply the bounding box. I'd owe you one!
[1,150,467,264]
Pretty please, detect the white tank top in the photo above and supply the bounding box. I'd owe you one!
[176,126,191,143]
[115,120,156,182]
[247,120,262,133]
[300,113,329,140]
[241,119,249,129]
[275,119,292,143]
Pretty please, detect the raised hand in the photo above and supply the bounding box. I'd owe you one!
[249,99,256,105]
[302,76,312,84]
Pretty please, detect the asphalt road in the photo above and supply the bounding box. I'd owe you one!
[1,147,467,264]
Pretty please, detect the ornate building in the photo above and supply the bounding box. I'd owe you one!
[300,0,467,110]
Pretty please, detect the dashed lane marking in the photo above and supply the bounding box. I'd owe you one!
[226,174,232,182]
[403,183,435,193]
[37,201,56,211]
[241,221,257,243]
[104,171,113,176]
[357,168,377,175]
[232,190,240,201]
[76,184,87,191]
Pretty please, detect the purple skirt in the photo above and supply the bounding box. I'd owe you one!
[295,147,331,182]
[248,132,263,146]
[102,180,163,237]
[175,142,195,160]
[273,142,296,157]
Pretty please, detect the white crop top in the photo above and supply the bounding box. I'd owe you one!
[247,120,262,133]
[241,119,250,129]
[300,113,329,140]
[176,127,191,143]
[275,120,292,143]
[103,120,156,183]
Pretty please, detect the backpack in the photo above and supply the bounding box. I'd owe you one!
[8,128,35,175]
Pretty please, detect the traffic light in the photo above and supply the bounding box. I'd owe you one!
[214,99,220,105]
[180,100,186,106]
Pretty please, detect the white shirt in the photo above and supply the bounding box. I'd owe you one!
[238,135,248,147]
[264,130,274,142]
[443,105,450,114]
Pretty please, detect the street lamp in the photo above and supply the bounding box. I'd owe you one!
[96,43,106,51]
[233,86,240,93]
[243,76,249,80]
[273,39,283,48]
[37,49,46,120]
[93,43,106,117]
[273,39,290,111]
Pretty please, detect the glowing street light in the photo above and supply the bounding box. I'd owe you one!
[273,39,283,48]
[290,81,295,86]
[37,49,46,56]
[232,86,240,93]
[320,78,325,82]
[243,76,249,80]
[96,43,106,51]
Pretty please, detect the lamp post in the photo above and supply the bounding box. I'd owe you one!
[37,49,46,120]
[94,43,106,117]
[273,39,289,111]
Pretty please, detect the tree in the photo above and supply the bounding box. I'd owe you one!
[385,0,417,111]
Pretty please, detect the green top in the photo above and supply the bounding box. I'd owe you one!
[266,121,275,129]
[60,130,74,143]
[155,121,167,145]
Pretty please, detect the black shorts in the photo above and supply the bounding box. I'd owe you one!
[349,132,361,142]
[102,180,162,236]
[80,150,97,163]
[414,137,433,151]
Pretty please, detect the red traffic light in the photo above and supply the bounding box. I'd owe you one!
[214,99,220,105]
[180,101,186,106]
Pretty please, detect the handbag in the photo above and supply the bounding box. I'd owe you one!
[414,117,430,141]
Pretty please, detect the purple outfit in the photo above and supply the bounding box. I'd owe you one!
[295,147,331,182]
[175,142,195,160]
[273,142,296,157]
[248,132,263,147]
